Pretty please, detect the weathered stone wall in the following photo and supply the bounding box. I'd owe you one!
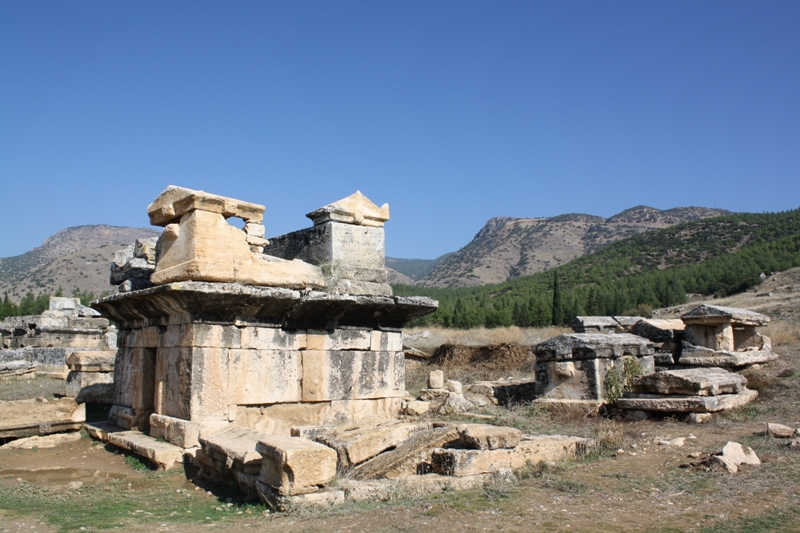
[94,281,436,446]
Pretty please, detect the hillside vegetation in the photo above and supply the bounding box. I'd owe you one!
[394,209,800,328]
[416,206,728,288]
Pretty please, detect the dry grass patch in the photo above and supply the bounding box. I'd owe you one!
[764,321,800,346]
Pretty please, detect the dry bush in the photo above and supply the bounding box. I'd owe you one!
[763,321,800,346]
[590,419,626,455]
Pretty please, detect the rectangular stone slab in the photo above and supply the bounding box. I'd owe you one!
[632,367,747,396]
[351,425,460,480]
[678,348,778,367]
[309,419,428,468]
[617,387,758,413]
[84,422,183,470]
[256,436,337,495]
[0,398,85,439]
[431,435,590,477]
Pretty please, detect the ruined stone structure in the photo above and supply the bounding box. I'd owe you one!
[679,305,776,367]
[532,333,655,403]
[91,186,437,450]
[0,297,116,380]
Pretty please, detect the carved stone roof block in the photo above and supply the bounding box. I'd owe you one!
[147,185,265,227]
[306,191,390,227]
[681,305,770,327]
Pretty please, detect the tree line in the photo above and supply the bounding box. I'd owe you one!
[394,209,800,328]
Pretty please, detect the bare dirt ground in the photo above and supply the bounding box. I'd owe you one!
[1,301,799,532]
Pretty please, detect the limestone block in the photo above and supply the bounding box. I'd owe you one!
[632,367,747,396]
[0,398,86,439]
[85,422,183,470]
[147,185,265,226]
[200,425,267,474]
[235,399,402,437]
[402,400,430,416]
[710,441,760,473]
[458,424,522,450]
[256,436,338,495]
[437,393,475,415]
[306,329,371,351]
[188,346,230,420]
[467,379,538,405]
[151,208,325,289]
[228,349,302,405]
[617,388,758,413]
[66,351,116,372]
[371,330,403,352]
[432,435,591,477]
[306,191,390,228]
[66,371,114,403]
[302,350,402,402]
[153,347,190,420]
[150,414,228,448]
[765,422,795,438]
[681,305,770,327]
[239,327,304,350]
[310,419,428,468]
[678,343,778,367]
[446,380,462,395]
[428,370,445,390]
[257,481,345,512]
[351,425,460,480]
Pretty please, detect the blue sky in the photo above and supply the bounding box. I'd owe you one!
[2,1,798,260]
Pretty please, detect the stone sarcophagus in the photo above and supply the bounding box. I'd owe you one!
[93,187,437,448]
[532,333,655,402]
[678,305,777,367]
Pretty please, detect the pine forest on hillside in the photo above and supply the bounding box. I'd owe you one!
[393,209,800,328]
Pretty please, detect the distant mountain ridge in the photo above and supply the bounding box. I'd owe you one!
[413,206,729,288]
[0,225,159,302]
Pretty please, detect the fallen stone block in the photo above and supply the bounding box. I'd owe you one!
[84,422,184,470]
[678,344,778,367]
[0,360,36,379]
[309,419,429,468]
[256,436,337,496]
[710,441,760,474]
[200,425,266,475]
[0,432,82,449]
[0,398,85,439]
[432,435,590,477]
[617,388,757,413]
[256,481,345,512]
[401,400,430,416]
[340,472,499,502]
[351,425,460,480]
[458,424,522,450]
[765,422,795,438]
[632,367,746,396]
[437,393,474,415]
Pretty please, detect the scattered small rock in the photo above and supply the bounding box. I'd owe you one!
[764,422,795,438]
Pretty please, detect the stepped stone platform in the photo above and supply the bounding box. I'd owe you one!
[83,422,184,470]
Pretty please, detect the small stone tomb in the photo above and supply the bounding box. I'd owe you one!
[679,305,777,367]
[0,297,117,379]
[532,333,655,403]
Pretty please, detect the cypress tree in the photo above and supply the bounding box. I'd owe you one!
[552,271,564,326]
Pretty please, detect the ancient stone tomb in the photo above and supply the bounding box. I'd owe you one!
[92,186,437,448]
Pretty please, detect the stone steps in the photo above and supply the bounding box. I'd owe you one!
[83,422,184,470]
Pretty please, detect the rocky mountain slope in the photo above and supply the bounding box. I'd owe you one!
[415,206,729,288]
[0,225,159,301]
